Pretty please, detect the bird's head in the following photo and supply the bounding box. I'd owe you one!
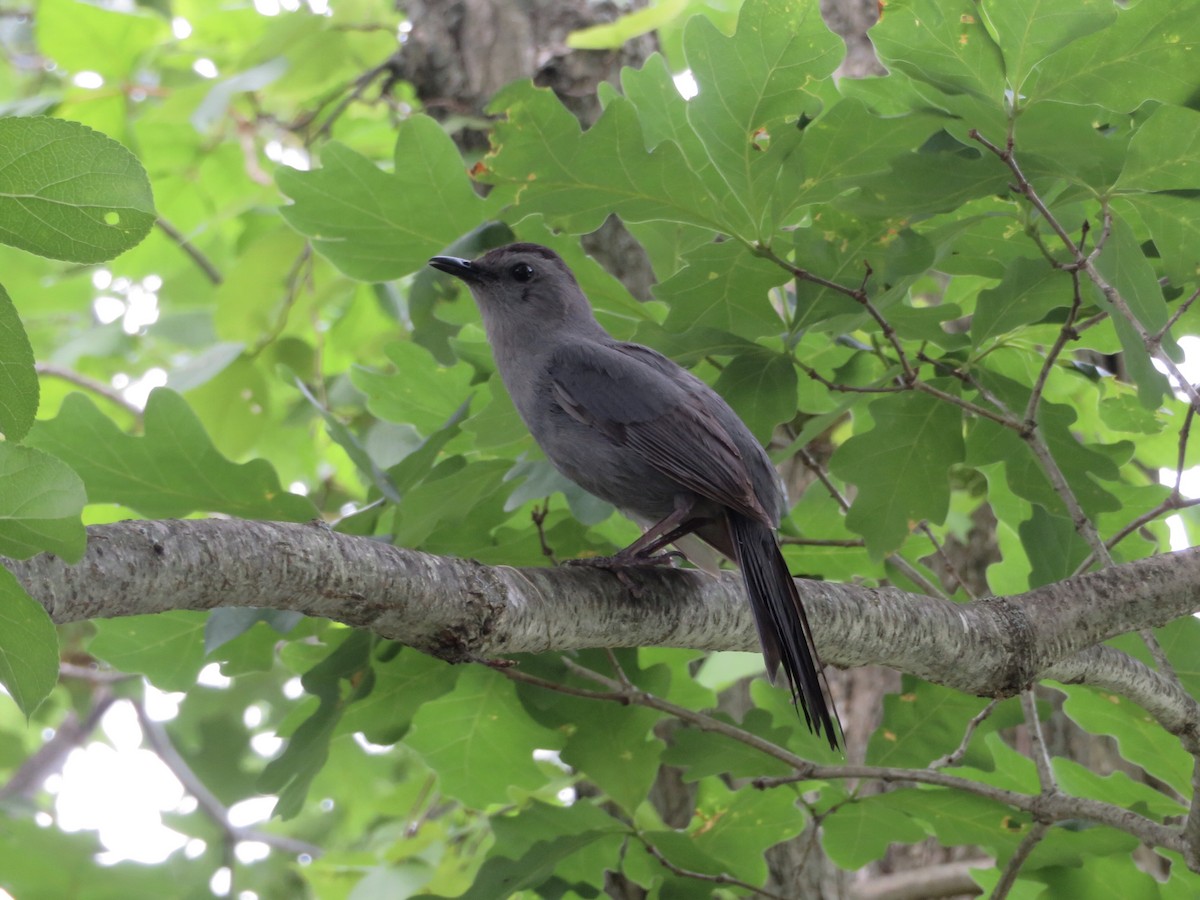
[429,243,602,345]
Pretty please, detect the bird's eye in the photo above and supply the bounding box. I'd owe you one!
[510,263,535,283]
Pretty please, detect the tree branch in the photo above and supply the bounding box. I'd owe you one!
[5,519,1200,735]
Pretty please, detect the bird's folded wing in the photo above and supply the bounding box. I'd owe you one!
[548,343,771,524]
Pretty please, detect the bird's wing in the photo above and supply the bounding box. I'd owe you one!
[547,342,772,524]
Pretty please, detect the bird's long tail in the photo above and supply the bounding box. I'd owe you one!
[728,511,842,750]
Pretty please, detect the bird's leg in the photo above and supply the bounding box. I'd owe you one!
[568,496,711,570]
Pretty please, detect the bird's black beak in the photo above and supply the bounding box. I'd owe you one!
[429,255,478,282]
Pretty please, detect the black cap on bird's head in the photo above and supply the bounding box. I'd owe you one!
[429,242,599,338]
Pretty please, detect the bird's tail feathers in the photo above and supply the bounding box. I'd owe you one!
[728,511,842,751]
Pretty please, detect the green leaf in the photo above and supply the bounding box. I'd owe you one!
[0,566,58,717]
[0,117,155,263]
[338,648,459,744]
[683,0,842,236]
[1020,506,1092,588]
[561,703,663,814]
[1091,213,1171,408]
[980,0,1115,93]
[821,792,930,869]
[260,630,375,818]
[451,832,619,900]
[1059,682,1192,798]
[37,0,166,82]
[867,677,1016,769]
[712,349,797,443]
[567,0,688,49]
[1115,194,1200,289]
[1116,104,1200,191]
[407,666,565,808]
[0,284,37,442]
[485,82,724,234]
[830,391,965,556]
[25,390,315,521]
[89,612,207,693]
[971,256,1076,350]
[351,341,475,435]
[1028,1,1200,110]
[657,240,789,339]
[0,443,86,562]
[277,116,483,281]
[689,782,809,883]
[870,0,1005,100]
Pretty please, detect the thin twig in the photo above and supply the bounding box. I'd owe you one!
[1020,690,1056,794]
[35,363,144,420]
[636,832,790,900]
[931,699,1000,769]
[1023,268,1083,430]
[133,700,323,858]
[918,523,976,600]
[1156,283,1200,344]
[991,822,1050,900]
[155,218,223,285]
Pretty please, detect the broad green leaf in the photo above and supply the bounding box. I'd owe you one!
[567,0,688,49]
[484,82,725,233]
[1115,194,1200,289]
[407,666,565,809]
[971,256,1075,350]
[897,788,1027,855]
[1032,854,1167,900]
[657,239,789,339]
[277,116,483,281]
[351,341,475,436]
[450,832,620,900]
[1016,101,1133,192]
[25,390,315,521]
[965,378,1123,518]
[683,0,841,236]
[689,782,809,884]
[839,147,1011,220]
[0,566,58,717]
[89,612,207,692]
[1116,104,1200,192]
[821,792,930,869]
[1029,1,1200,110]
[793,99,941,208]
[0,284,37,442]
[37,0,166,82]
[0,443,86,562]
[980,0,1115,94]
[1091,214,1171,408]
[830,391,965,556]
[661,711,793,781]
[713,349,797,442]
[1020,506,1091,588]
[0,117,155,263]
[338,648,459,744]
[870,0,1005,100]
[867,677,1017,769]
[560,703,663,814]
[263,631,376,812]
[1059,682,1192,798]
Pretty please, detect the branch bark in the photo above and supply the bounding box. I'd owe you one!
[5,519,1199,736]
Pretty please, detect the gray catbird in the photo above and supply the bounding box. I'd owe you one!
[429,243,841,749]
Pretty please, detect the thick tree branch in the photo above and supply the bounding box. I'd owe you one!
[5,520,1200,733]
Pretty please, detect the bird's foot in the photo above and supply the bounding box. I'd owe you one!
[563,550,685,598]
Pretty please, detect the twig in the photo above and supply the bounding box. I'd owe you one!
[918,523,976,600]
[555,659,1185,855]
[530,502,558,562]
[779,537,866,548]
[991,822,1049,900]
[931,699,1000,769]
[636,832,790,900]
[1020,690,1056,794]
[1023,268,1083,430]
[310,52,401,142]
[1155,283,1200,344]
[155,218,223,285]
[132,699,322,858]
[35,363,144,420]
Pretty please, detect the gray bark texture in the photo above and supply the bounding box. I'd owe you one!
[6,518,1199,745]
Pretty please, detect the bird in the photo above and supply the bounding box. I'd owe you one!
[429,242,841,749]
